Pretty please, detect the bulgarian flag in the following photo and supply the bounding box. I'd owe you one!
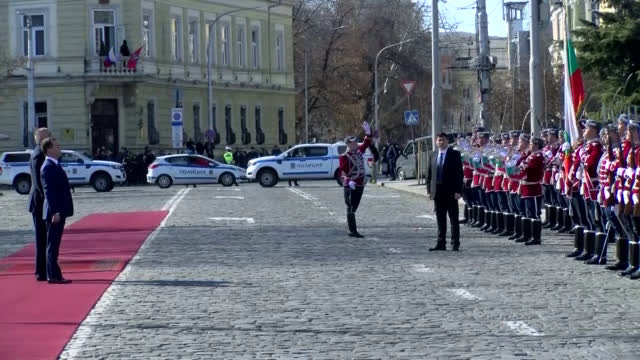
[562,36,584,174]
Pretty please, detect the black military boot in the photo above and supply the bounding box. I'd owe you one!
[576,231,596,261]
[460,205,470,224]
[347,213,364,238]
[586,231,609,265]
[509,215,523,240]
[541,205,551,228]
[607,236,630,271]
[492,212,505,234]
[473,207,485,228]
[500,213,515,236]
[544,206,557,229]
[620,242,639,276]
[550,206,564,231]
[566,226,584,257]
[525,219,542,246]
[515,218,532,243]
[480,211,492,231]
[559,209,573,234]
[484,211,497,233]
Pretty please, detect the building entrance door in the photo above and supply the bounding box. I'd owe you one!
[91,99,119,159]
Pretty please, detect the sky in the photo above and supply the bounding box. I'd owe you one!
[421,0,510,37]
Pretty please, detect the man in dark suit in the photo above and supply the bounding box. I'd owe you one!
[427,132,464,251]
[28,128,50,281]
[40,137,74,284]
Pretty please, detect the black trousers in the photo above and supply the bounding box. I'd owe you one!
[32,211,47,278]
[434,186,460,246]
[46,217,66,280]
[344,187,364,214]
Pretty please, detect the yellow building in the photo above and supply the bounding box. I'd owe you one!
[0,0,296,157]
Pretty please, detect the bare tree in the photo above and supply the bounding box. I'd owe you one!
[0,50,24,83]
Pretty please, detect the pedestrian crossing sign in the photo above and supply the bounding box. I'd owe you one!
[404,110,419,126]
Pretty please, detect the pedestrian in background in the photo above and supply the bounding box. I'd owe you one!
[224,147,234,164]
[28,127,51,281]
[386,140,399,180]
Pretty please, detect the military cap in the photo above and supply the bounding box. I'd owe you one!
[607,123,618,132]
[501,132,510,140]
[585,120,602,131]
[478,131,490,138]
[547,128,559,136]
[520,133,531,141]
[531,136,544,148]
[618,114,630,124]
[473,126,486,133]
[509,130,521,137]
[541,129,549,136]
[578,119,587,129]
[492,135,502,143]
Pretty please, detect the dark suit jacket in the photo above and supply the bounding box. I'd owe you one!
[41,158,74,220]
[28,146,46,214]
[427,147,463,200]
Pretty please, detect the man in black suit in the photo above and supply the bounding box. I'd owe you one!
[427,132,464,251]
[40,137,74,284]
[28,128,50,281]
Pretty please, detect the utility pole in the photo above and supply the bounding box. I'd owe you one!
[304,49,308,143]
[431,0,441,151]
[477,0,490,129]
[529,0,544,135]
[23,14,36,148]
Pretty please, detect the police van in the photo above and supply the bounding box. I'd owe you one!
[246,142,374,187]
[0,150,126,194]
[146,154,246,188]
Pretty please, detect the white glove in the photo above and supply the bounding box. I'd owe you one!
[617,190,623,203]
[604,188,611,199]
[348,181,356,190]
[624,190,631,205]
[562,142,571,152]
[362,121,371,136]
[634,193,639,205]
[625,168,635,178]
[617,168,625,177]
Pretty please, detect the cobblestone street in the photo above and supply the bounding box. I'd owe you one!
[2,182,640,359]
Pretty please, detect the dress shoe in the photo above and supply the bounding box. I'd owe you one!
[429,244,446,251]
[629,269,640,280]
[36,275,47,282]
[452,244,460,251]
[524,239,541,246]
[348,232,365,238]
[606,262,629,271]
[585,256,606,265]
[48,278,72,284]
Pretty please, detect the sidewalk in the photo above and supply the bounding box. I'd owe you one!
[377,179,429,198]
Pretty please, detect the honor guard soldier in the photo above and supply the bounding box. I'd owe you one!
[491,133,512,235]
[507,133,530,241]
[542,129,561,228]
[481,135,501,233]
[471,131,491,228]
[461,133,475,224]
[511,136,545,245]
[498,131,521,237]
[619,120,640,277]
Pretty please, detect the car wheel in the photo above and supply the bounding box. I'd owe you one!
[14,175,31,195]
[258,169,278,187]
[397,168,406,181]
[157,175,173,189]
[91,173,113,192]
[220,172,236,187]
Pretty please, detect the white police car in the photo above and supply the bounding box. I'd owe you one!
[246,142,373,187]
[0,150,126,194]
[147,154,246,188]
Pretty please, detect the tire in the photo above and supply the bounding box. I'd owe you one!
[219,172,236,187]
[258,169,278,187]
[157,175,173,189]
[335,170,343,187]
[397,168,406,181]
[14,175,31,195]
[91,172,113,192]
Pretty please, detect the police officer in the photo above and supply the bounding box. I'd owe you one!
[223,146,234,165]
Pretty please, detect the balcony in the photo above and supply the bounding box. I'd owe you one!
[85,56,143,77]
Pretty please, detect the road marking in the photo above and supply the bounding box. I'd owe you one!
[363,195,400,198]
[161,188,187,211]
[412,264,433,273]
[288,187,318,201]
[448,289,482,300]
[63,188,191,359]
[503,321,544,336]
[216,188,241,191]
[388,248,402,253]
[417,214,436,221]
[210,217,256,224]
[214,196,245,200]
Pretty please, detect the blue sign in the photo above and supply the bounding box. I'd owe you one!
[404,110,419,126]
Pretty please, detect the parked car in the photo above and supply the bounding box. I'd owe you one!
[0,150,126,194]
[147,154,246,188]
[246,142,374,187]
[394,136,432,180]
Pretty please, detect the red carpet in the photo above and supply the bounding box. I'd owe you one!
[0,211,168,360]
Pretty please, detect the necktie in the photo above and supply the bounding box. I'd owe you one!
[437,152,444,183]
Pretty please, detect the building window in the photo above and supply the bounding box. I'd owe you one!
[225,105,233,144]
[275,31,284,71]
[142,12,152,57]
[205,22,216,65]
[21,14,46,57]
[23,102,47,147]
[193,103,202,141]
[237,25,245,68]
[221,23,230,66]
[255,106,262,133]
[278,107,284,133]
[240,105,247,131]
[147,101,159,145]
[93,10,115,56]
[188,19,199,64]
[171,16,182,62]
[251,27,260,69]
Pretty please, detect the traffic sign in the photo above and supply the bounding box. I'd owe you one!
[404,110,419,126]
[401,81,416,96]
[171,108,183,149]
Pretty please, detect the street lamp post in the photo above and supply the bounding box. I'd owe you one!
[373,38,414,182]
[17,12,36,148]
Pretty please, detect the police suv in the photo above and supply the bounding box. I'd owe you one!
[246,142,374,187]
[146,154,246,188]
[0,150,126,194]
